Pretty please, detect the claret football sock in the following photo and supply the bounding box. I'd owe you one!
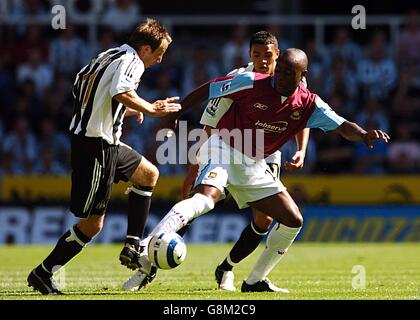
[245,223,300,284]
[35,225,92,276]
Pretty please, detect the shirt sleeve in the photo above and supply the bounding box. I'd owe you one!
[209,72,255,99]
[201,65,255,128]
[306,96,347,132]
[200,97,234,128]
[110,55,144,97]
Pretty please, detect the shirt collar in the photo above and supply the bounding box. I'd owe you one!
[122,44,140,58]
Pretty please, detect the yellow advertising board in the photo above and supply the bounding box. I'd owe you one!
[1,175,419,204]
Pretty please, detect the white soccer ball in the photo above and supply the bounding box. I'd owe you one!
[147,232,187,269]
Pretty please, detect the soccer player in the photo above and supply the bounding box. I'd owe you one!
[128,48,390,293]
[27,18,181,295]
[184,32,310,292]
[122,31,310,292]
[205,32,310,292]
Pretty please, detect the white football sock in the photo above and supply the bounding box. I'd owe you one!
[245,223,301,284]
[140,193,214,248]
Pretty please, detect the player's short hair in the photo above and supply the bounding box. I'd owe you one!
[128,18,172,52]
[249,31,278,49]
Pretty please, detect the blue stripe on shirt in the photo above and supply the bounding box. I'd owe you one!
[209,72,255,99]
[306,96,347,132]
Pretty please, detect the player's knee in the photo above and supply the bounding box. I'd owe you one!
[284,206,303,228]
[290,211,303,228]
[77,216,104,238]
[132,161,159,187]
[254,214,273,231]
[150,164,160,184]
[195,185,221,204]
[144,163,159,186]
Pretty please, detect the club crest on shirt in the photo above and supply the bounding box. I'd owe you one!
[208,172,218,179]
[96,200,106,210]
[290,108,302,120]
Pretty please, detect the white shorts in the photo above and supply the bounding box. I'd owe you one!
[194,134,286,209]
[265,150,281,165]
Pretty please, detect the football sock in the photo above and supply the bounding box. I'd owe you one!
[245,223,301,284]
[177,220,193,237]
[220,220,268,271]
[126,185,153,249]
[35,225,92,277]
[140,193,214,247]
[219,257,236,271]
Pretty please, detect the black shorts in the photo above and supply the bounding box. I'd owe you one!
[70,135,142,219]
[114,143,143,183]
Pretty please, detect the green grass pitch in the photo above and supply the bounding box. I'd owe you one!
[0,243,419,300]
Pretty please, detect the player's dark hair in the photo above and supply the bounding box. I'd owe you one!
[249,31,278,49]
[128,18,172,52]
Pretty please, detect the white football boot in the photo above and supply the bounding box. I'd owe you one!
[215,265,236,292]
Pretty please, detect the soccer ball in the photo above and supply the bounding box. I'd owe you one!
[147,232,187,269]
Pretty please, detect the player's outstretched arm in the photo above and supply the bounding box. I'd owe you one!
[180,82,211,113]
[158,82,211,131]
[284,128,310,171]
[334,121,390,148]
[182,163,199,199]
[181,126,212,199]
[114,90,181,117]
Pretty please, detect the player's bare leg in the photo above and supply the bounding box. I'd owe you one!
[216,210,273,291]
[239,190,302,292]
[77,214,105,238]
[120,157,159,270]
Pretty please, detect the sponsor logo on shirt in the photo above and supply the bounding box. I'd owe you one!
[253,103,269,110]
[254,120,288,133]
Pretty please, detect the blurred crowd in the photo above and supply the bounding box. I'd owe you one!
[0,0,419,176]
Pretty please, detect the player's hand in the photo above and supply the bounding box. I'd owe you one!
[136,111,144,125]
[150,96,182,117]
[284,150,305,171]
[362,130,390,149]
[182,164,199,199]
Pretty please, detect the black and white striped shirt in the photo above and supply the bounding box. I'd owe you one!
[69,44,144,145]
